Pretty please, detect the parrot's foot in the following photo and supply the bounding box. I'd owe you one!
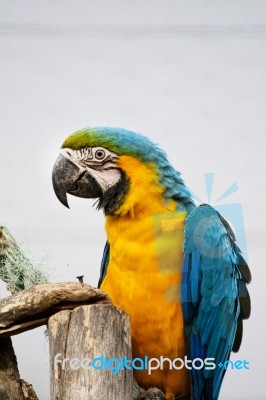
[132,378,190,400]
[136,387,165,400]
[132,378,165,400]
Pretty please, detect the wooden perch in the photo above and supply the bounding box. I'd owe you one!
[49,305,133,400]
[0,282,135,399]
[0,282,110,338]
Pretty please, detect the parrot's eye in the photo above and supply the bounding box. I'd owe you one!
[95,149,106,160]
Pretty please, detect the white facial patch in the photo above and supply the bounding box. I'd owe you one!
[60,147,121,193]
[88,167,121,192]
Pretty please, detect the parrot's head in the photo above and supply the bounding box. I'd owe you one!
[52,127,194,215]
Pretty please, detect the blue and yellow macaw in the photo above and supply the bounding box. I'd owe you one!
[52,127,251,400]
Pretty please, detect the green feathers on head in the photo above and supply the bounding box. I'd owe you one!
[62,127,156,161]
[62,127,194,211]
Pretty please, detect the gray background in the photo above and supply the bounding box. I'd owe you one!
[0,1,265,399]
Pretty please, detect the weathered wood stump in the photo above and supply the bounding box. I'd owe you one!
[0,337,38,400]
[49,304,133,400]
[0,283,134,399]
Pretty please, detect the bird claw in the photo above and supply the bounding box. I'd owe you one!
[136,387,165,400]
[132,378,190,400]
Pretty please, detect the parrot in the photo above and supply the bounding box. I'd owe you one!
[52,127,251,400]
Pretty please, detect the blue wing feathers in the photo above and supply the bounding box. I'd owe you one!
[98,241,110,288]
[190,333,206,398]
[191,252,201,305]
[182,204,251,400]
[181,253,195,324]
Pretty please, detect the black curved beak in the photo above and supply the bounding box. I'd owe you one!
[52,154,103,208]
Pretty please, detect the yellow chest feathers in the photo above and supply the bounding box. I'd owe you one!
[100,156,189,393]
[102,155,187,304]
[100,156,187,357]
[102,209,187,315]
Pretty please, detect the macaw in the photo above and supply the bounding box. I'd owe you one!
[52,127,251,400]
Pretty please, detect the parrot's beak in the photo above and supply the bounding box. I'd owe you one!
[52,154,103,208]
